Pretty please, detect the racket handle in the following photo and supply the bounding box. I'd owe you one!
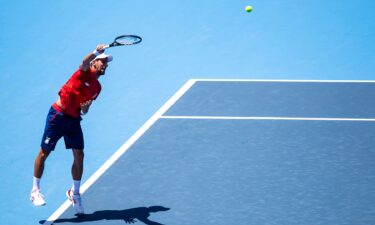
[103,44,110,49]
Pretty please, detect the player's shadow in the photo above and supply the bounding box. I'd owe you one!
[39,206,170,225]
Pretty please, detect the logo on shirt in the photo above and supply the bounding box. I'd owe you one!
[84,82,90,87]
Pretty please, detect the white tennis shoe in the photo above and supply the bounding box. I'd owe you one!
[30,189,46,206]
[66,188,84,215]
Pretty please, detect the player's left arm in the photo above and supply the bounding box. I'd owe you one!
[80,44,105,72]
[80,100,93,115]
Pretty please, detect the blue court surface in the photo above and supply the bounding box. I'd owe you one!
[41,79,375,225]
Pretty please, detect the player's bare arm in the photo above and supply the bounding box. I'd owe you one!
[80,44,105,72]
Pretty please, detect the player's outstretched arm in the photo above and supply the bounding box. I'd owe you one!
[80,44,105,71]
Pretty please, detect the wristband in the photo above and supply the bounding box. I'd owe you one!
[93,50,100,56]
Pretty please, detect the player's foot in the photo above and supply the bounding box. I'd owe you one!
[66,188,84,215]
[30,189,46,206]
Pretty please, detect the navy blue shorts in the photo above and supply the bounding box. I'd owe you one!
[41,107,84,151]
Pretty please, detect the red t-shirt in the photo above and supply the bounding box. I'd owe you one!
[53,68,101,118]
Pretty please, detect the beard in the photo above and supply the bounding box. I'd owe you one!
[99,69,106,75]
[94,66,106,75]
[92,62,107,76]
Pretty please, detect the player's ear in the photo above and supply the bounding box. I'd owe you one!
[90,60,96,68]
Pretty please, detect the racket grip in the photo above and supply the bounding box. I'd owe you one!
[103,44,110,49]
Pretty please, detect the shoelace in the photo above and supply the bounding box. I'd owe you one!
[69,190,82,205]
[33,190,44,198]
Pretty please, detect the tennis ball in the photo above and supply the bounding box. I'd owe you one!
[245,5,253,13]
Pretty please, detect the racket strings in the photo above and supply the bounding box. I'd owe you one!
[116,36,142,45]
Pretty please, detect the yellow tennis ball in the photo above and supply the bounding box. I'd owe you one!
[245,5,253,13]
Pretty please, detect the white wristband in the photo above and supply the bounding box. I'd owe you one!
[93,50,100,56]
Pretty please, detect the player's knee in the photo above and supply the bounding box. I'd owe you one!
[39,149,50,160]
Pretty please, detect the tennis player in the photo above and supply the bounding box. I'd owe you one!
[30,44,113,215]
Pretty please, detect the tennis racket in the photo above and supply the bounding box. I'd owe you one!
[103,35,142,49]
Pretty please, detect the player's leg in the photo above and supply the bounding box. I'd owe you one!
[71,148,84,192]
[30,149,51,206]
[33,149,51,184]
[64,120,85,215]
[71,148,84,181]
[31,106,63,206]
[66,148,85,215]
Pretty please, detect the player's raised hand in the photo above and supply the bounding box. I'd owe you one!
[96,44,105,54]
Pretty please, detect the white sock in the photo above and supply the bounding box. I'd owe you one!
[33,177,41,191]
[73,180,81,195]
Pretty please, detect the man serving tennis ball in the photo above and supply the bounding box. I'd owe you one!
[30,44,113,215]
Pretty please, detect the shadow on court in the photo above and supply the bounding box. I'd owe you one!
[39,206,170,225]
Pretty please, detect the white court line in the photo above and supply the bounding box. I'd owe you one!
[160,115,375,122]
[43,79,196,225]
[191,78,375,83]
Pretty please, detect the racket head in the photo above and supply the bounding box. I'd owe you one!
[113,35,142,46]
